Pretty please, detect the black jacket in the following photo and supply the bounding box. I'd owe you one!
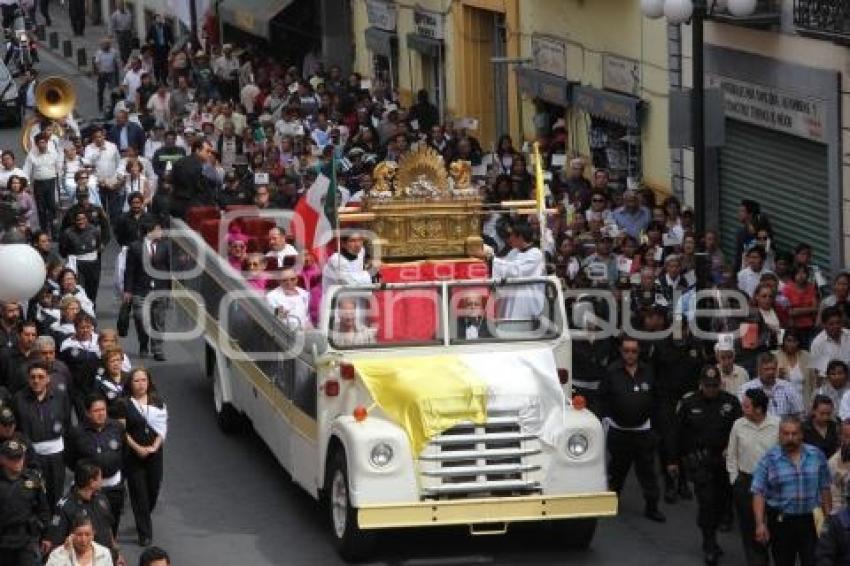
[598,359,660,429]
[123,238,171,297]
[114,210,154,246]
[170,154,215,219]
[107,121,146,153]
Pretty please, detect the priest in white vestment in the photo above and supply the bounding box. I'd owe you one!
[483,221,545,321]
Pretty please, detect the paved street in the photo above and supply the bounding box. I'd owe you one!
[9,47,750,566]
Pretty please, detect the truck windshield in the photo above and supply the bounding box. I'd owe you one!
[327,279,562,350]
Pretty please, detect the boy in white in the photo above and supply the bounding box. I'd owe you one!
[322,233,374,293]
[266,267,310,329]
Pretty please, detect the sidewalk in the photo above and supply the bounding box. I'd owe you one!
[37,4,109,74]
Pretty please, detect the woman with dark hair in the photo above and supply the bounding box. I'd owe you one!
[739,282,784,375]
[8,175,37,231]
[774,328,817,408]
[817,359,850,416]
[94,347,129,419]
[122,367,168,547]
[783,263,819,348]
[495,134,516,175]
[31,229,61,264]
[820,272,850,327]
[662,196,684,243]
[802,395,838,458]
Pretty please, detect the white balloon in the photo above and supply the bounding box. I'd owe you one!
[727,0,757,16]
[664,0,694,23]
[0,244,47,302]
[641,0,665,18]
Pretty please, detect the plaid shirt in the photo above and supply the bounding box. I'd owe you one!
[739,378,803,418]
[751,444,830,515]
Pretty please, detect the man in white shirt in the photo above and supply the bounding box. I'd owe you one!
[121,57,144,105]
[482,220,545,321]
[715,339,750,396]
[213,103,247,136]
[265,227,298,269]
[811,306,850,371]
[213,44,240,99]
[83,128,122,223]
[23,132,61,235]
[737,247,768,299]
[322,232,374,293]
[266,267,311,329]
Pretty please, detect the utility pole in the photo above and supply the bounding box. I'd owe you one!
[692,1,706,234]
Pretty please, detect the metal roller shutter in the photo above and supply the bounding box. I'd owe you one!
[718,119,831,272]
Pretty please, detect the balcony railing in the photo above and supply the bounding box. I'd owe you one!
[710,0,782,27]
[794,0,850,43]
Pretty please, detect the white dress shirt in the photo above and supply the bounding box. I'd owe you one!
[726,415,780,483]
[83,141,121,183]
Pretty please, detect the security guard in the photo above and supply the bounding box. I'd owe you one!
[59,202,107,307]
[12,362,71,511]
[65,393,126,536]
[0,405,38,472]
[598,335,665,522]
[668,366,742,565]
[48,461,118,556]
[0,438,50,566]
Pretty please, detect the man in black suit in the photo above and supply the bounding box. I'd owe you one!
[454,293,492,340]
[123,219,170,360]
[170,139,215,220]
[146,14,173,85]
[107,109,146,154]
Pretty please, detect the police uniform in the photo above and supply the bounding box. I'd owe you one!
[0,407,39,474]
[571,336,616,414]
[66,419,126,535]
[58,221,104,307]
[12,386,72,511]
[0,439,50,566]
[669,368,742,564]
[59,334,100,420]
[93,370,129,420]
[47,488,114,549]
[598,358,664,519]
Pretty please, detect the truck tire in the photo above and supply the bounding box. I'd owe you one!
[326,449,375,562]
[550,518,597,549]
[213,369,242,434]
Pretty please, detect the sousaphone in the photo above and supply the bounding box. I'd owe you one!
[21,76,77,152]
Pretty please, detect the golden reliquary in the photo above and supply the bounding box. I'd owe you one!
[341,146,484,261]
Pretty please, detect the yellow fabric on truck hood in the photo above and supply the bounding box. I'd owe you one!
[353,356,488,455]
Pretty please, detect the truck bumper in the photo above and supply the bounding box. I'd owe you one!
[357,491,618,530]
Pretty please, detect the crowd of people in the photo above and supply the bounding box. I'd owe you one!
[2,2,850,565]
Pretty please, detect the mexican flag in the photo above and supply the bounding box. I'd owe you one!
[292,158,338,260]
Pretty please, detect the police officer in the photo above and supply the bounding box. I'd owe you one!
[65,393,126,535]
[59,205,107,307]
[12,362,72,510]
[48,461,119,557]
[598,335,665,522]
[668,366,742,565]
[0,438,50,565]
[0,405,38,472]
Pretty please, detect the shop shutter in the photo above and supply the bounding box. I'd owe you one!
[718,119,831,272]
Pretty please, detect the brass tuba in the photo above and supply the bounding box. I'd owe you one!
[21,76,77,153]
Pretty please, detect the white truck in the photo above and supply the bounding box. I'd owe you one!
[168,220,616,561]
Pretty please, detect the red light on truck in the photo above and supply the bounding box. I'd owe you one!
[353,405,368,422]
[572,395,587,411]
[324,380,340,397]
[339,362,355,380]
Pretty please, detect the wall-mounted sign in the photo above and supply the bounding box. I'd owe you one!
[603,54,640,97]
[367,0,397,32]
[532,35,567,79]
[707,74,826,143]
[413,7,443,40]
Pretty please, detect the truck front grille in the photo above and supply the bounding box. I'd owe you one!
[418,410,542,499]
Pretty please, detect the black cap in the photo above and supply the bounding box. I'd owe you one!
[0,438,25,458]
[0,405,14,425]
[700,366,721,385]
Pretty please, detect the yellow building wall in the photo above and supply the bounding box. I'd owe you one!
[703,22,850,266]
[517,0,671,193]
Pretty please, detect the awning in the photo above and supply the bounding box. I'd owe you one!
[365,27,396,58]
[406,33,441,58]
[515,67,571,107]
[571,85,642,129]
[220,0,293,40]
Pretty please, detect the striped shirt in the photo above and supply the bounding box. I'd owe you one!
[751,443,830,515]
[739,377,803,418]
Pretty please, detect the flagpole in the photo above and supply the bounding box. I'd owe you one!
[533,142,547,249]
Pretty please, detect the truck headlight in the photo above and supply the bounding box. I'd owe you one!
[566,433,589,457]
[369,442,394,468]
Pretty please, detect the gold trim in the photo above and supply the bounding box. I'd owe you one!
[357,491,618,530]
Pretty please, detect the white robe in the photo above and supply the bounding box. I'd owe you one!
[322,248,372,293]
[492,246,545,321]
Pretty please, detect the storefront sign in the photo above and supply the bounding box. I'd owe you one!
[413,7,443,40]
[707,74,826,143]
[603,54,640,97]
[572,85,641,129]
[532,35,567,79]
[367,0,397,31]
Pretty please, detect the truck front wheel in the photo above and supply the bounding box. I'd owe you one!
[326,450,375,562]
[549,517,597,549]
